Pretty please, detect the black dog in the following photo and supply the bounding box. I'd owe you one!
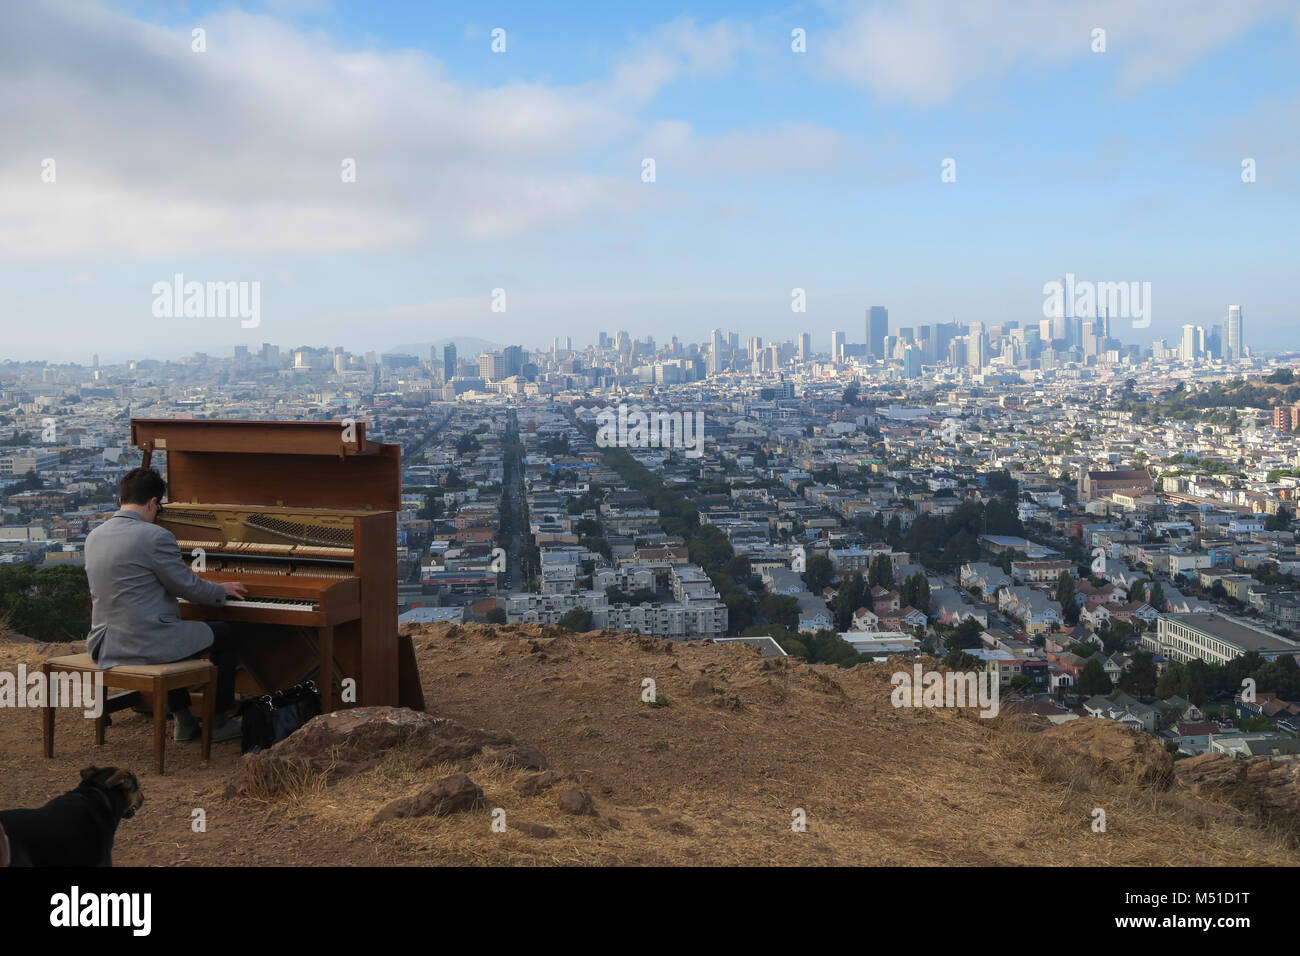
[0,766,143,867]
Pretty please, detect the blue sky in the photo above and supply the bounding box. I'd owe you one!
[2,0,1298,361]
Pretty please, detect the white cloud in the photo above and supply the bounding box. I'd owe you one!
[640,121,846,180]
[819,0,1291,104]
[0,1,678,258]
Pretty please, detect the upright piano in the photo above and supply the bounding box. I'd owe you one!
[130,418,424,712]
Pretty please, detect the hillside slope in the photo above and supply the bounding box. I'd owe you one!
[1,623,1297,866]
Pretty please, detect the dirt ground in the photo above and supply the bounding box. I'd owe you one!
[2,623,1297,866]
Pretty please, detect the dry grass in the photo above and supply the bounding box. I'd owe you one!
[5,624,1300,866]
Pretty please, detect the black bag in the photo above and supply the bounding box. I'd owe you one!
[239,681,321,754]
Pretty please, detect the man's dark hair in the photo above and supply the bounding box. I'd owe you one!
[119,467,167,506]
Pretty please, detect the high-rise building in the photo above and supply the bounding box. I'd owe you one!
[867,306,888,359]
[1227,305,1243,362]
[1180,324,1198,362]
[1205,325,1223,361]
[709,329,724,375]
[797,332,811,361]
[503,345,523,377]
[479,351,506,381]
[443,343,457,382]
[830,331,845,363]
[748,337,764,361]
[967,323,985,370]
[902,346,921,378]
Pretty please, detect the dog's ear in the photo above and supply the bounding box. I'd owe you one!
[80,765,101,780]
[104,769,134,790]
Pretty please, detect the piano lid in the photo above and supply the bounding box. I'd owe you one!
[132,418,384,457]
[131,418,401,512]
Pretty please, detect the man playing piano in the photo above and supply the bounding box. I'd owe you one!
[85,467,249,743]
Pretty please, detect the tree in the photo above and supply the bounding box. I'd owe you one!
[1148,580,1165,611]
[1099,619,1133,654]
[629,587,657,606]
[557,608,593,632]
[1077,657,1113,696]
[0,564,90,641]
[1055,570,1076,610]
[900,572,930,612]
[723,554,752,584]
[759,593,800,629]
[1119,651,1158,696]
[944,648,980,670]
[946,617,984,652]
[723,591,757,634]
[835,573,867,631]
[867,554,894,589]
[486,607,507,625]
[1155,660,1188,699]
[802,553,834,594]
[1266,506,1293,532]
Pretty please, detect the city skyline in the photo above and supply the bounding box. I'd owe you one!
[3,1,1299,360]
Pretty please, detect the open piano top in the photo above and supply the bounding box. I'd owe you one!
[130,418,423,711]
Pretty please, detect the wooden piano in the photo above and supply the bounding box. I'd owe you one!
[130,418,424,712]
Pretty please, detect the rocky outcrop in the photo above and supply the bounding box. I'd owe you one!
[1175,753,1300,829]
[371,773,485,823]
[227,705,547,798]
[1023,717,1176,790]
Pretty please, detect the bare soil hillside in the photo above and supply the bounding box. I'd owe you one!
[2,623,1297,866]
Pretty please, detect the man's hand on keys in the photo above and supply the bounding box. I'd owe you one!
[222,581,249,601]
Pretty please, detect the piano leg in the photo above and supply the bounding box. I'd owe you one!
[319,625,335,712]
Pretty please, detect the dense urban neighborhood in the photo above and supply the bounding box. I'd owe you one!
[5,318,1300,762]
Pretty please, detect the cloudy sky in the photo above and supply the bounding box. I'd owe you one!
[2,0,1298,362]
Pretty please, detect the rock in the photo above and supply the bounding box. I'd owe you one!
[514,770,561,796]
[1176,753,1300,824]
[371,773,485,823]
[1035,718,1174,790]
[688,678,716,698]
[511,821,558,839]
[226,705,547,798]
[646,813,694,835]
[557,788,595,816]
[487,741,550,771]
[710,694,744,711]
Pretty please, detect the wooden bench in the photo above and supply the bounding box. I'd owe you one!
[40,654,217,775]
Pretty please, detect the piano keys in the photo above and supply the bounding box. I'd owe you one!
[131,417,424,712]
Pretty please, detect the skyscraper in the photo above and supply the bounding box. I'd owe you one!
[503,345,523,377]
[709,329,724,376]
[797,332,811,361]
[867,306,888,359]
[831,331,845,363]
[967,323,985,370]
[443,343,457,382]
[1227,305,1243,362]
[902,346,921,378]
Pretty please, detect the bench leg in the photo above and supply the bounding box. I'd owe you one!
[153,682,168,776]
[94,677,107,746]
[41,662,55,759]
[200,667,216,764]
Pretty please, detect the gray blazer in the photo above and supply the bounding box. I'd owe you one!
[85,509,228,669]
